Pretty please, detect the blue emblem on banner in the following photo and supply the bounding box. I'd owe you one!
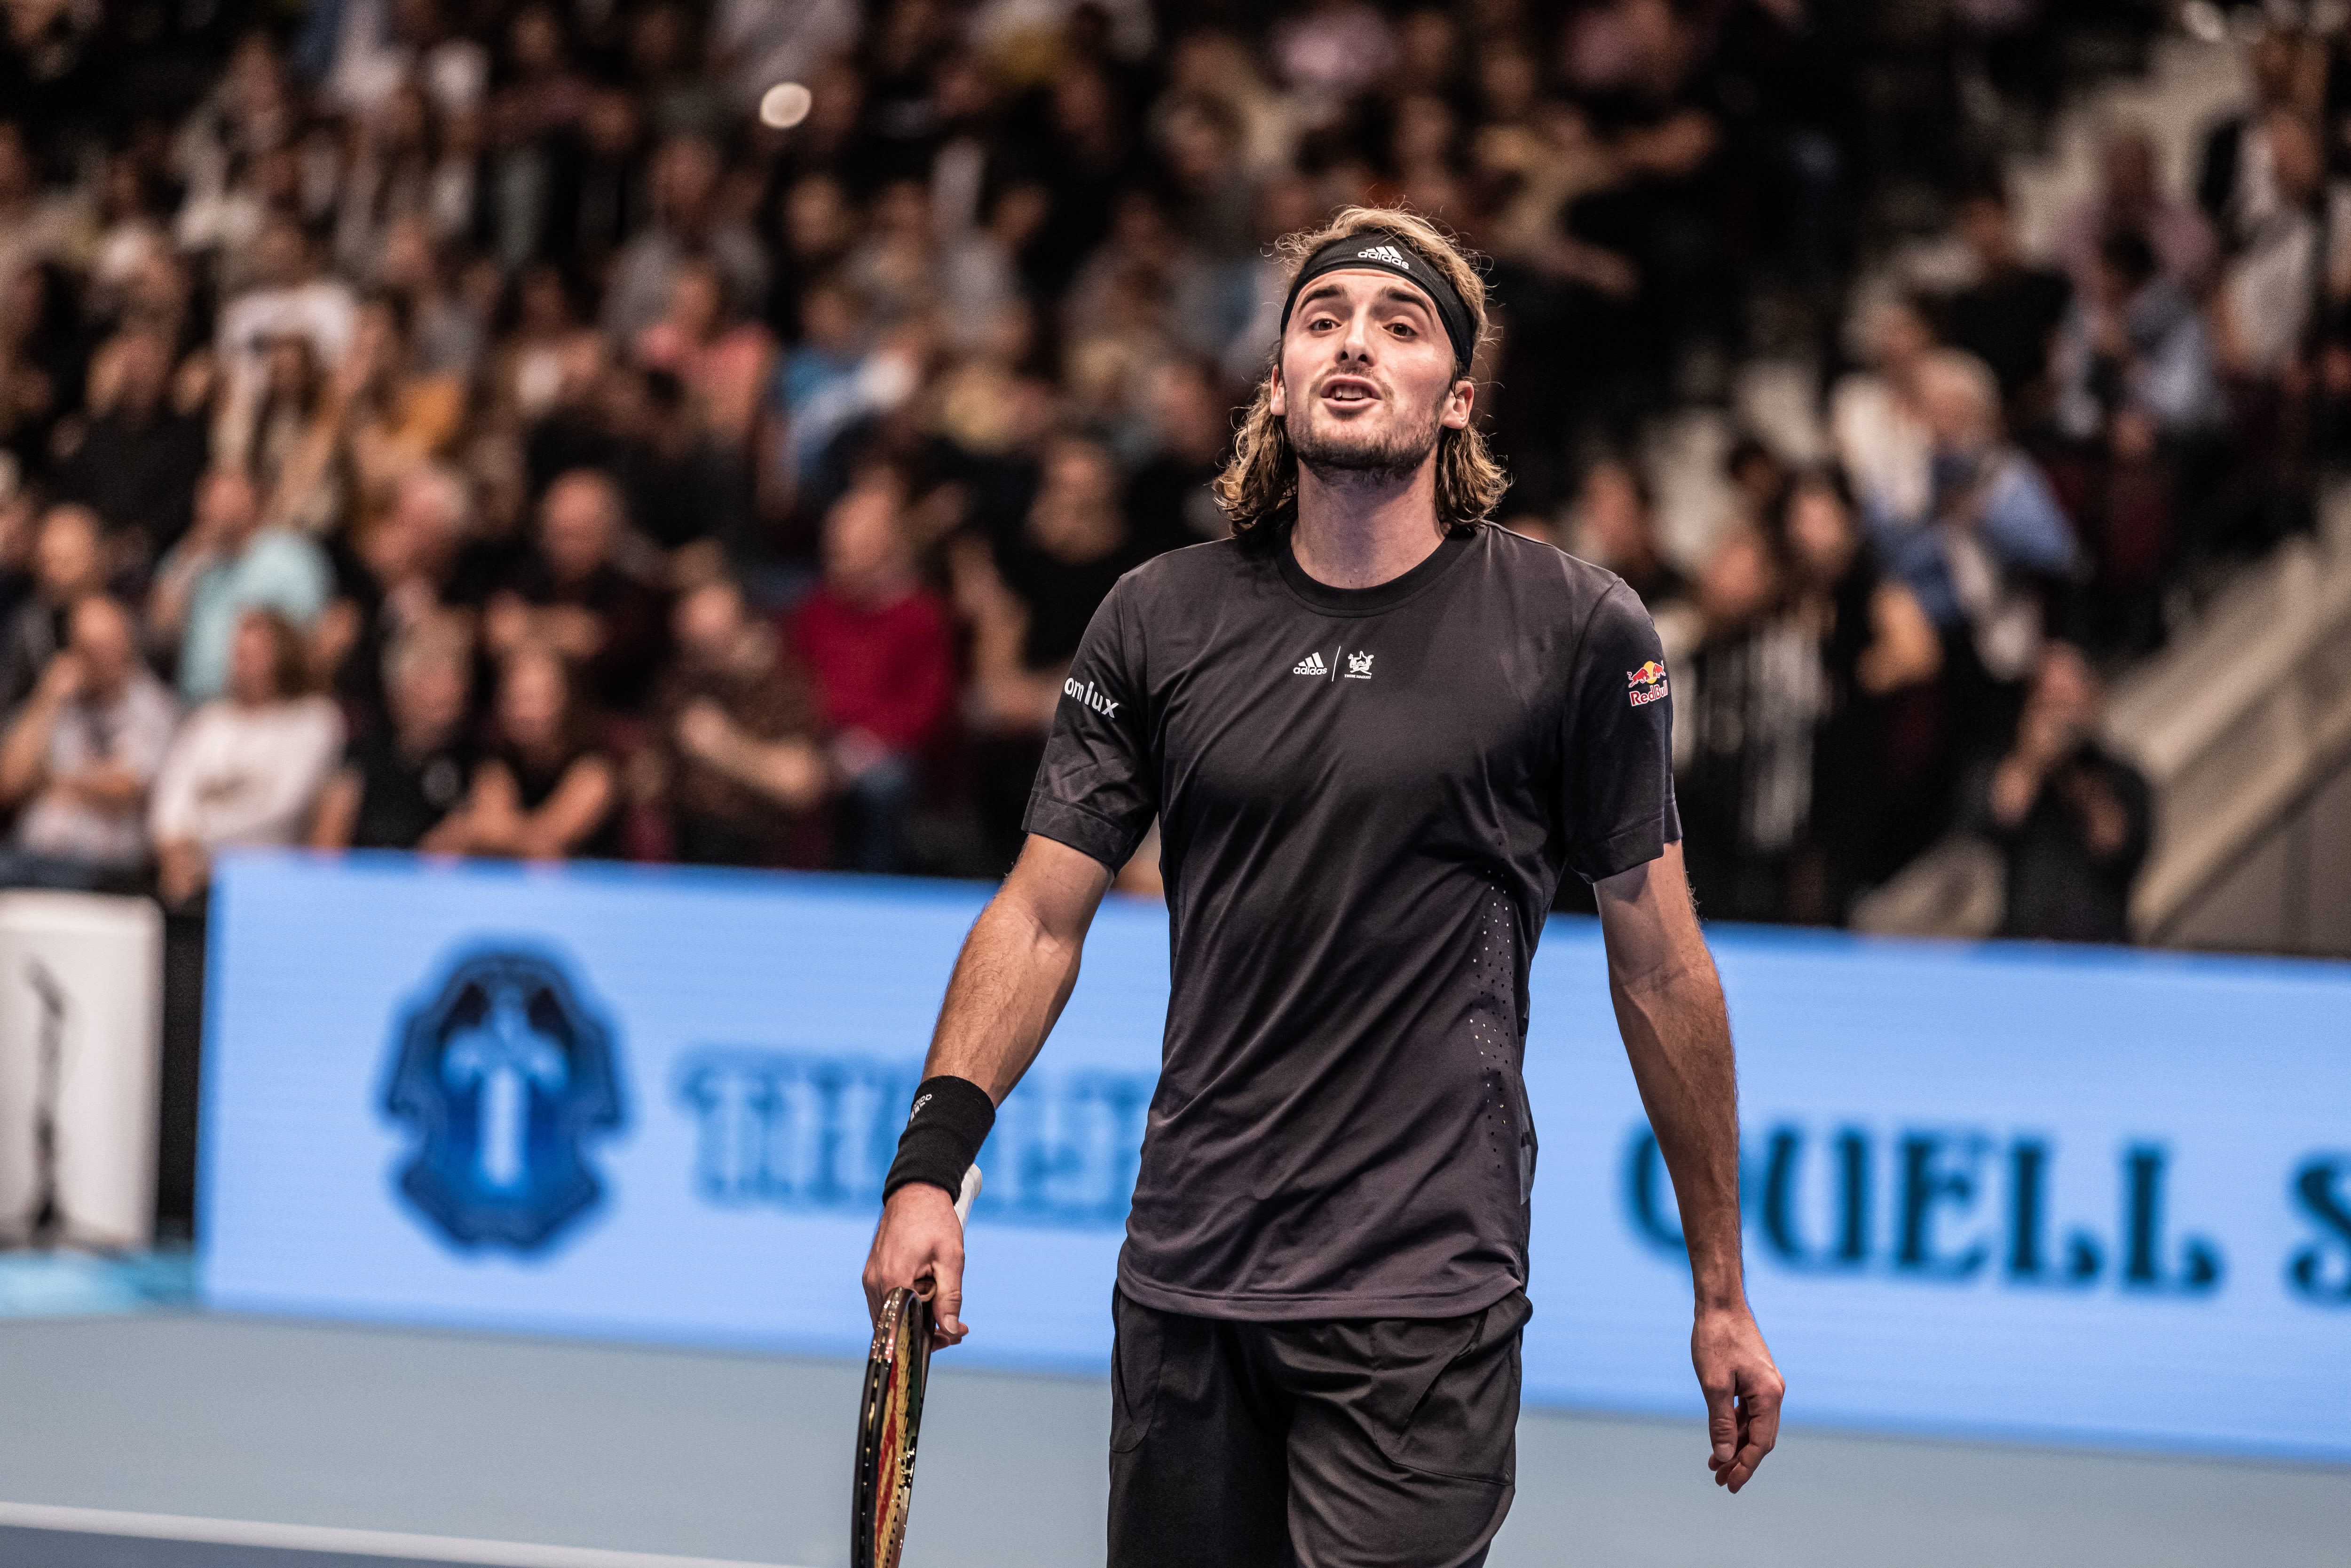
[383,948,625,1252]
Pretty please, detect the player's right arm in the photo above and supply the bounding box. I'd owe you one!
[1596,843,1782,1494]
[860,832,1113,1344]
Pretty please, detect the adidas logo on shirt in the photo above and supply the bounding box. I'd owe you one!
[1356,244,1411,270]
[1292,652,1328,676]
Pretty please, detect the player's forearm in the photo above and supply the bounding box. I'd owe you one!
[1609,959,1746,1311]
[922,889,1084,1103]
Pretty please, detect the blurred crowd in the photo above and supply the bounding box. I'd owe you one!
[0,0,2337,946]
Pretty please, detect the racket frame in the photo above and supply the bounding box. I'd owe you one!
[850,1165,980,1568]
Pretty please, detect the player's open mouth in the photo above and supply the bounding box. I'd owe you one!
[1321,378,1380,405]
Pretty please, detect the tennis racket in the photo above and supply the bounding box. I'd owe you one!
[852,1162,980,1568]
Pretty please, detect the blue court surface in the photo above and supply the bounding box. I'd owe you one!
[0,1311,2341,1568]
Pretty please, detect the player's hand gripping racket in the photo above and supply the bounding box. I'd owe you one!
[852,1163,979,1568]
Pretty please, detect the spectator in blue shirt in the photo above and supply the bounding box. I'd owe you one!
[2053,230,2225,449]
[773,274,894,491]
[1872,350,2077,676]
[145,466,332,703]
[1875,350,2080,766]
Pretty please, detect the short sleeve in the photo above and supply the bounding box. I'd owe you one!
[1560,581,1681,882]
[1021,578,1157,871]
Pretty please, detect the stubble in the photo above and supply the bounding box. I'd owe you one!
[1286,382,1446,483]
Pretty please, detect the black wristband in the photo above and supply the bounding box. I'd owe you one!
[883,1075,995,1204]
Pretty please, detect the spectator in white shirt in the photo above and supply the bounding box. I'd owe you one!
[1831,295,1939,529]
[2214,110,2350,381]
[213,215,358,420]
[0,596,180,888]
[150,607,344,906]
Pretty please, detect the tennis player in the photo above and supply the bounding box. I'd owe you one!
[863,206,1782,1566]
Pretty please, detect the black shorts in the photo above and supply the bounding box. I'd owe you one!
[1106,1287,1530,1568]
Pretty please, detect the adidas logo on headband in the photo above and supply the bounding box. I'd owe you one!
[1279,228,1476,368]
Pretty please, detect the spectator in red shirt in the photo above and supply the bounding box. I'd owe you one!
[786,471,954,872]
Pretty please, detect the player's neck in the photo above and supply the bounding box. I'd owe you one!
[1290,460,1448,590]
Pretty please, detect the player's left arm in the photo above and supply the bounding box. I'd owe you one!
[1596,842,1783,1493]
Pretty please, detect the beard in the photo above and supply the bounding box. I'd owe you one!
[1285,385,1446,483]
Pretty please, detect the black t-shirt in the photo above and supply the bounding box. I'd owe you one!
[501,742,626,861]
[613,437,749,553]
[58,404,208,553]
[1023,524,1679,1321]
[325,538,392,730]
[505,559,671,715]
[1980,746,2152,946]
[346,728,475,851]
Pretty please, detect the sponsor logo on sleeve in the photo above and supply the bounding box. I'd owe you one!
[1061,677,1120,717]
[1627,660,1669,707]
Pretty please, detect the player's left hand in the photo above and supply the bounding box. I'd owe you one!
[1692,1303,1782,1493]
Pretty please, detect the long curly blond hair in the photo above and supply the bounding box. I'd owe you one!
[1213,207,1507,545]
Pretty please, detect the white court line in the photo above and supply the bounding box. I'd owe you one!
[0,1502,810,1568]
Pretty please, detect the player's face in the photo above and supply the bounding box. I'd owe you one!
[1272,269,1473,479]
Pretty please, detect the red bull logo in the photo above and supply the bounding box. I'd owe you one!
[1626,660,1669,707]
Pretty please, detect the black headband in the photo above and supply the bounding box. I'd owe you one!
[1277,230,1477,371]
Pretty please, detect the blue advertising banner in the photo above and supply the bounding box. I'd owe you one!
[200,852,2351,1460]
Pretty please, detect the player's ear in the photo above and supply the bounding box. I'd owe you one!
[1269,364,1287,418]
[1441,376,1475,431]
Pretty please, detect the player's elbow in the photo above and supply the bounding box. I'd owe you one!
[997,835,1113,949]
[1607,947,1720,1018]
[982,880,1086,974]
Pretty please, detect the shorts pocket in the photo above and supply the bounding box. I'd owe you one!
[1108,1288,1166,1454]
[1382,1290,1529,1485]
